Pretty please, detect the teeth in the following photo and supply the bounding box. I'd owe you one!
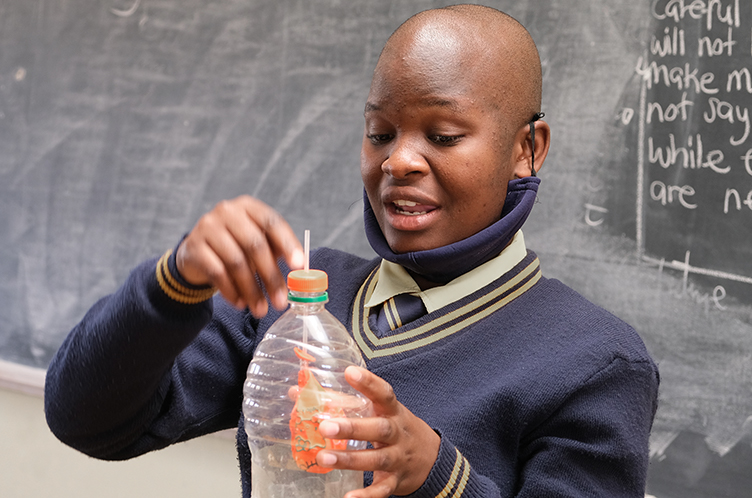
[393,199,427,215]
[394,200,418,207]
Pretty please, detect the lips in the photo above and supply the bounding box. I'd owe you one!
[393,199,433,216]
[373,186,440,233]
[377,196,438,235]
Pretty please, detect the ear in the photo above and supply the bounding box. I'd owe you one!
[511,120,551,178]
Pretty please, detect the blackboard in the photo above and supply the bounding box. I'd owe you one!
[1,0,750,496]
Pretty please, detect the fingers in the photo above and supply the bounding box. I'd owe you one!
[320,417,393,447]
[318,429,439,496]
[343,473,397,498]
[318,367,441,496]
[222,204,287,311]
[243,200,305,272]
[176,196,304,316]
[183,229,257,310]
[344,366,399,416]
[318,444,399,473]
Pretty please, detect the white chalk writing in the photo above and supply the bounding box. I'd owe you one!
[651,0,740,31]
[648,133,730,173]
[635,58,719,93]
[626,0,752,300]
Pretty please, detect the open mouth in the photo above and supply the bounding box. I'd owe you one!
[393,199,432,216]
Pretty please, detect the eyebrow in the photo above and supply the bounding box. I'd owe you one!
[421,97,463,111]
[364,97,463,114]
[364,102,381,113]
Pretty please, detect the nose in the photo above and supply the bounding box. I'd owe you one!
[382,136,429,179]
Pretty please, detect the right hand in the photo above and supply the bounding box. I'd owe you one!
[176,196,305,317]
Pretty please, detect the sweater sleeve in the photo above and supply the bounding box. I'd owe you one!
[44,253,257,460]
[515,356,659,497]
[402,356,659,498]
[399,434,503,498]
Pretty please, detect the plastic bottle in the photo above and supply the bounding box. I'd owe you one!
[243,268,372,498]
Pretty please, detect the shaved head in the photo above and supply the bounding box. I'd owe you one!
[373,4,542,134]
[361,5,550,255]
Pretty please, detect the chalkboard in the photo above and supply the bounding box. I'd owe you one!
[1,0,750,496]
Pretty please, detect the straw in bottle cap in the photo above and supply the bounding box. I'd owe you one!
[287,230,328,292]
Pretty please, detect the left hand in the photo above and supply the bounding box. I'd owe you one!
[316,366,441,498]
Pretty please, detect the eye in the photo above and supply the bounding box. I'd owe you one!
[429,134,463,146]
[366,133,393,145]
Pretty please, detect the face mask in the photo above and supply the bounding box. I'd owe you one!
[364,176,541,284]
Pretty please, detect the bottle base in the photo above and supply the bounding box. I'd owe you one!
[251,443,363,498]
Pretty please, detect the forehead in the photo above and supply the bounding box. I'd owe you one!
[367,24,500,111]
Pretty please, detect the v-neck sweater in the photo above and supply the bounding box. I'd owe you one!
[45,247,659,498]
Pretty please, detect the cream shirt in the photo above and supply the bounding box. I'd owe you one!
[364,231,528,313]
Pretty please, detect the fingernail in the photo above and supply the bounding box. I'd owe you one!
[290,249,305,269]
[251,301,268,318]
[347,366,362,382]
[275,290,287,307]
[319,452,337,467]
[319,420,339,437]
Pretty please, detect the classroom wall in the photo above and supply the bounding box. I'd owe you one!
[0,377,240,497]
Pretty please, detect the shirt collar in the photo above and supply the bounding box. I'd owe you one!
[364,230,528,313]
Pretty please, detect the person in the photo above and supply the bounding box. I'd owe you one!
[45,4,659,498]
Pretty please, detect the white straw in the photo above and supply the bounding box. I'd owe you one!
[304,229,310,272]
[302,230,311,355]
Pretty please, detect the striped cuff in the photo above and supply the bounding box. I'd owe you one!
[431,446,471,498]
[155,249,216,304]
[402,435,472,498]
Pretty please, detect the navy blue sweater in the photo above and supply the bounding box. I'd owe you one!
[45,248,659,497]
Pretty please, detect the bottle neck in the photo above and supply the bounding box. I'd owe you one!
[288,290,328,314]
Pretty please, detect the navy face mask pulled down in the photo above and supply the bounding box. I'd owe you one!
[363,176,541,284]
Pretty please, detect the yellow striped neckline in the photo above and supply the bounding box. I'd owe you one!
[352,258,541,359]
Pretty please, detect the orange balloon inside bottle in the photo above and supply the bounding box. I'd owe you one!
[289,347,348,473]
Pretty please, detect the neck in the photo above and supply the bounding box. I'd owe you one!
[408,271,442,291]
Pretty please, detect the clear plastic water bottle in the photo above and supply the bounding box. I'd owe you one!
[243,268,372,498]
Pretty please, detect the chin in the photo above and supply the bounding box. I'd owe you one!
[386,234,440,254]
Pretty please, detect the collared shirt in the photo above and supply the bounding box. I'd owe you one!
[364,230,528,313]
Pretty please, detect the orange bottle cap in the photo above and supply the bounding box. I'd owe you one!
[287,269,328,293]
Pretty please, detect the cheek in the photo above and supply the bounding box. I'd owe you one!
[360,147,382,197]
[443,162,500,197]
[454,164,508,214]
[360,142,375,177]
